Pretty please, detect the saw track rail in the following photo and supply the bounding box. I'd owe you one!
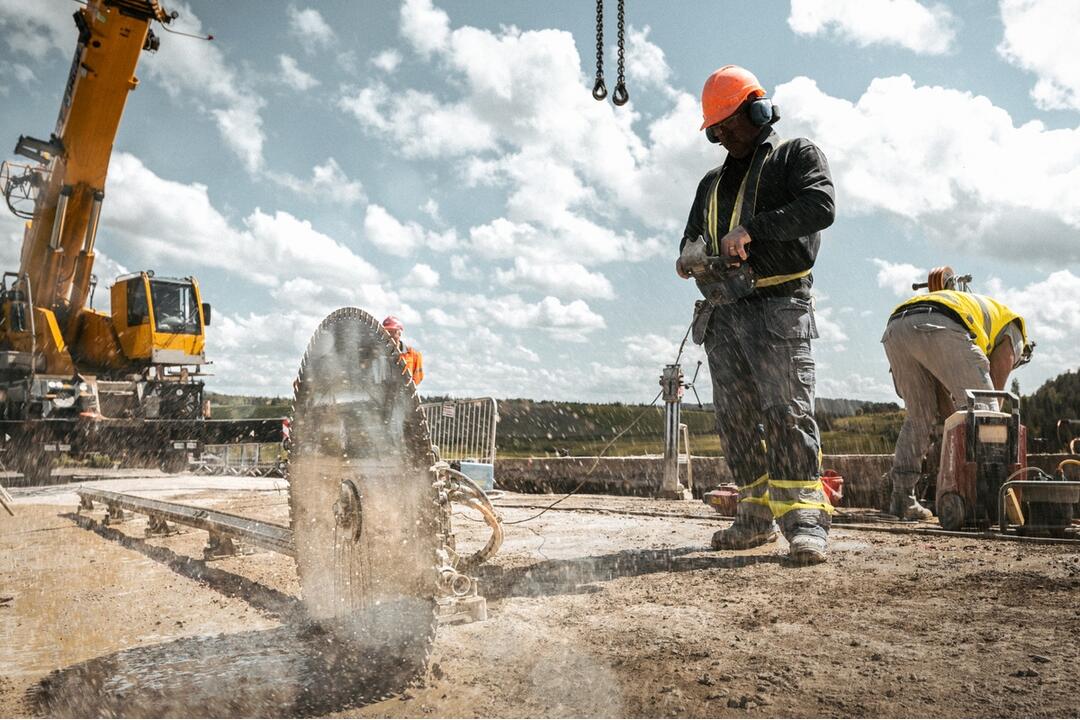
[76,487,295,556]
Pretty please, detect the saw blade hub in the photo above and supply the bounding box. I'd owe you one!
[333,479,363,539]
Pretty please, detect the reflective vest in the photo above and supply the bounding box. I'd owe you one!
[892,290,1028,357]
[400,344,424,386]
[705,137,812,289]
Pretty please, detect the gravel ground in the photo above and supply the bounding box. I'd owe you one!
[2,481,1078,718]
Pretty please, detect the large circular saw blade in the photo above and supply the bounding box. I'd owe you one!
[289,307,439,656]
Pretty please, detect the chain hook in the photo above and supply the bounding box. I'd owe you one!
[612,82,629,106]
[592,0,606,102]
[592,77,608,101]
[612,0,628,105]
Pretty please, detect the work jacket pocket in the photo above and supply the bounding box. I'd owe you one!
[764,297,818,341]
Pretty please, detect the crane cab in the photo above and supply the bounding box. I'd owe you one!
[111,272,209,365]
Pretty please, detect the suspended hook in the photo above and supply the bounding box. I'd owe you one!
[612,81,629,106]
[592,77,608,101]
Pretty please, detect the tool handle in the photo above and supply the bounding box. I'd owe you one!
[964,389,1018,408]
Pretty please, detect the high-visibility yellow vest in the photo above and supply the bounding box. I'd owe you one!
[892,290,1028,357]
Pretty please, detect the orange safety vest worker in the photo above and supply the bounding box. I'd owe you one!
[400,344,424,386]
[382,315,424,386]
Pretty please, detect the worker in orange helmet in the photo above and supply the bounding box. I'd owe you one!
[382,316,424,386]
[677,65,836,564]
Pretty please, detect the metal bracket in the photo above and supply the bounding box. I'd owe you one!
[203,531,242,559]
[145,514,178,537]
[436,595,487,625]
[103,503,125,525]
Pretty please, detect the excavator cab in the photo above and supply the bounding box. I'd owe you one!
[111,272,209,365]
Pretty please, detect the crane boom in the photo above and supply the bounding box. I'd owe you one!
[0,1,281,484]
[17,0,170,325]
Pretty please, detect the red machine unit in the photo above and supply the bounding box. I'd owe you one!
[936,390,1025,531]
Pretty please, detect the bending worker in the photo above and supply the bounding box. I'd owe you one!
[676,65,836,564]
[882,269,1033,520]
[382,315,424,386]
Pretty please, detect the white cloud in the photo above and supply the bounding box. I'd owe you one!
[278,54,320,91]
[997,0,1080,111]
[400,0,451,57]
[0,2,69,59]
[814,305,849,347]
[338,82,498,159]
[776,74,1080,263]
[404,263,440,288]
[104,153,381,292]
[138,3,268,174]
[872,258,927,297]
[427,307,466,328]
[788,0,957,55]
[372,49,403,73]
[420,199,442,223]
[340,1,711,294]
[986,270,1080,343]
[363,205,458,256]
[449,255,479,281]
[623,333,679,365]
[494,257,614,299]
[624,26,673,94]
[287,5,335,49]
[12,63,35,85]
[490,295,606,338]
[268,158,365,205]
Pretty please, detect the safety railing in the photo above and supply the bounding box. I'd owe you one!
[194,442,285,477]
[421,397,499,464]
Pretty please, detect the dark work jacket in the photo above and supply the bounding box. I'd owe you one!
[681,126,835,299]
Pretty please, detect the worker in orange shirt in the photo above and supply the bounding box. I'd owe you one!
[382,316,424,386]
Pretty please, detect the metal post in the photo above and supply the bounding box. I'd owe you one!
[659,364,691,500]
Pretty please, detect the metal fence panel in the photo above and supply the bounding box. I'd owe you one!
[420,397,499,464]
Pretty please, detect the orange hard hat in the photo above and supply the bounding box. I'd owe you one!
[699,65,766,130]
[382,315,404,331]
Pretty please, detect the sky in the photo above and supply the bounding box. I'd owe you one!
[0,0,1077,405]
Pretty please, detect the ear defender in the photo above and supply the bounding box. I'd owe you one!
[746,97,776,127]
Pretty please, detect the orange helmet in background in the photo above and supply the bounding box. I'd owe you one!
[382,315,404,332]
[700,65,766,130]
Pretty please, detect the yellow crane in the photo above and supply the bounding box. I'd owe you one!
[0,0,276,483]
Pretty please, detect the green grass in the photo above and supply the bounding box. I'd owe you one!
[203,391,907,459]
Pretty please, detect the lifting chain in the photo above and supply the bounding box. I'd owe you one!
[592,0,629,106]
[592,0,606,100]
[613,0,628,105]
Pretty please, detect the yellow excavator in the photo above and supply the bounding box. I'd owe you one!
[0,0,277,483]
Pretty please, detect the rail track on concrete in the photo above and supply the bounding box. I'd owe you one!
[76,487,295,557]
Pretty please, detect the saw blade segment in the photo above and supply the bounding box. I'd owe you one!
[289,307,439,653]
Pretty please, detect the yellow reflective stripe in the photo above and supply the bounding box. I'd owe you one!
[970,294,994,343]
[741,473,769,492]
[708,142,777,252]
[740,494,771,507]
[728,169,752,231]
[756,269,811,288]
[769,499,835,515]
[707,176,720,254]
[768,478,823,489]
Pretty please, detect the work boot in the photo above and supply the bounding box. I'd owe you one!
[890,491,934,522]
[711,519,779,550]
[788,531,828,565]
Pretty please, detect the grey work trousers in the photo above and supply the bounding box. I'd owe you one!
[882,311,993,491]
[702,296,831,539]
